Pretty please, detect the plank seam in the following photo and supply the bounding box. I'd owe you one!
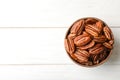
[0,26,119,28]
[0,64,118,66]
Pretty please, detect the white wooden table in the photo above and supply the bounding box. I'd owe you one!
[0,0,120,80]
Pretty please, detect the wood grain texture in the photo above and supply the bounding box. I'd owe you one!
[0,27,118,65]
[0,65,119,80]
[0,0,120,27]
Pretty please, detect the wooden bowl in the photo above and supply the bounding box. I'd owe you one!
[64,17,114,67]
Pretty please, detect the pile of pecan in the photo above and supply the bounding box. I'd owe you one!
[64,18,114,66]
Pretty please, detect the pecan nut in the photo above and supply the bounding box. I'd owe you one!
[91,55,99,64]
[103,26,112,40]
[95,21,103,33]
[85,25,99,37]
[103,42,113,49]
[89,44,104,54]
[99,51,108,61]
[77,49,90,57]
[109,40,114,45]
[82,31,90,36]
[74,35,91,46]
[68,33,76,39]
[70,20,85,35]
[78,40,95,50]
[93,35,106,43]
[64,38,75,54]
[85,18,97,24]
[74,51,88,63]
[87,25,101,33]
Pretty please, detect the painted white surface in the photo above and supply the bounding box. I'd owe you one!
[0,0,119,80]
[0,0,119,27]
[0,65,119,80]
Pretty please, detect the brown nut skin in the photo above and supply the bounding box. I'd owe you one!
[64,17,114,67]
[89,46,104,55]
[74,51,88,63]
[74,35,91,47]
[103,26,113,40]
[103,42,113,49]
[96,21,103,33]
[85,18,97,24]
[78,40,95,50]
[64,36,75,54]
[89,44,104,55]
[85,26,99,37]
[93,35,106,43]
[70,20,85,35]
[77,49,90,58]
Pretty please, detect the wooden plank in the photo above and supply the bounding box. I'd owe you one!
[0,0,120,27]
[0,28,118,65]
[0,65,119,80]
[0,28,70,64]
